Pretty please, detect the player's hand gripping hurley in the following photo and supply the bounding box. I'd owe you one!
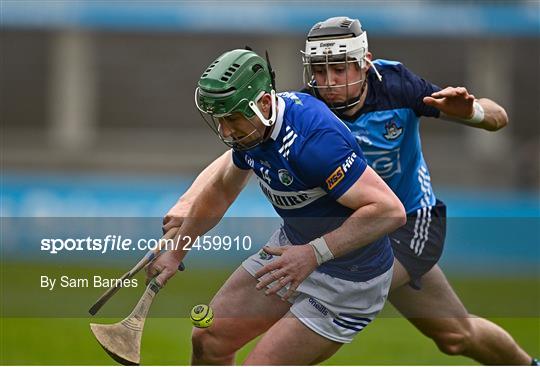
[88,228,185,316]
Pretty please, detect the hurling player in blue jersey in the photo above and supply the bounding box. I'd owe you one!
[299,16,533,366]
[147,49,406,365]
[161,18,536,366]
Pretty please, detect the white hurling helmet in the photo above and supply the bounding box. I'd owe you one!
[302,17,382,112]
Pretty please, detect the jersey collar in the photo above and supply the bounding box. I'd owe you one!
[269,95,285,141]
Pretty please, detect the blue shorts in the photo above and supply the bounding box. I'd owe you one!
[391,199,447,290]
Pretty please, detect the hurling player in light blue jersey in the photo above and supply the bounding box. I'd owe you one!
[300,17,534,366]
[148,49,406,365]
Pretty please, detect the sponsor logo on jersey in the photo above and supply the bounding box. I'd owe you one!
[260,160,272,168]
[257,178,326,209]
[364,148,401,179]
[309,297,329,316]
[325,152,358,190]
[244,155,255,168]
[383,121,403,140]
[278,169,293,186]
[341,152,357,173]
[326,166,345,190]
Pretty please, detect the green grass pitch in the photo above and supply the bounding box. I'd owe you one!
[1,263,538,365]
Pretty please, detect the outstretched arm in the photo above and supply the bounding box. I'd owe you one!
[147,151,252,285]
[423,86,508,131]
[162,150,232,232]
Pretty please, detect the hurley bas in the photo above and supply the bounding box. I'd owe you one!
[40,275,138,291]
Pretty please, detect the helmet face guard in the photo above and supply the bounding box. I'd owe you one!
[195,88,276,150]
[302,17,370,112]
[302,52,366,111]
[195,49,277,150]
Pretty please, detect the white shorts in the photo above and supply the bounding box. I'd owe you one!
[242,228,393,344]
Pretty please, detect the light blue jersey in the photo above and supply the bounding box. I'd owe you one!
[305,60,441,214]
[232,92,393,282]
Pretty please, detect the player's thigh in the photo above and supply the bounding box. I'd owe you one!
[390,257,411,291]
[389,264,471,336]
[195,266,291,351]
[243,311,343,366]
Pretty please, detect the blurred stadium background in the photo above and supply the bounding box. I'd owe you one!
[1,0,539,365]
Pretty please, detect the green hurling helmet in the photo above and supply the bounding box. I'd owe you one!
[195,49,277,150]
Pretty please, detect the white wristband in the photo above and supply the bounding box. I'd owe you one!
[466,101,485,124]
[309,237,334,265]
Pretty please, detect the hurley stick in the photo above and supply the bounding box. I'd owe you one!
[90,279,161,365]
[89,227,183,315]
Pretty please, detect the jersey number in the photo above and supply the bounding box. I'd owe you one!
[260,167,271,184]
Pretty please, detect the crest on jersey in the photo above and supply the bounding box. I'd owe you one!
[258,249,273,260]
[278,169,293,186]
[383,121,403,140]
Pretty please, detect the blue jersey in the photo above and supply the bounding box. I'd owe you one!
[232,92,393,282]
[306,60,441,214]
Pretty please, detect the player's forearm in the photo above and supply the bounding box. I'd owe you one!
[322,199,406,259]
[476,98,508,131]
[169,184,233,260]
[442,98,508,131]
[170,160,251,259]
[166,151,235,223]
[176,150,232,207]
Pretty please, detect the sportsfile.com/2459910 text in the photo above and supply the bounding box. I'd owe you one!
[40,235,253,254]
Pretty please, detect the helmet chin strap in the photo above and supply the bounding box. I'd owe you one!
[365,57,383,82]
[247,89,278,144]
[248,90,277,127]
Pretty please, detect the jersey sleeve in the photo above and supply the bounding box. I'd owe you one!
[231,149,252,170]
[399,64,442,118]
[295,129,367,200]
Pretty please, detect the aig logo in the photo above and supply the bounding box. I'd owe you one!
[364,149,401,179]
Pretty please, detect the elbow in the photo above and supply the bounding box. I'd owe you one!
[486,106,508,131]
[393,200,407,229]
[497,107,509,130]
[383,196,406,232]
